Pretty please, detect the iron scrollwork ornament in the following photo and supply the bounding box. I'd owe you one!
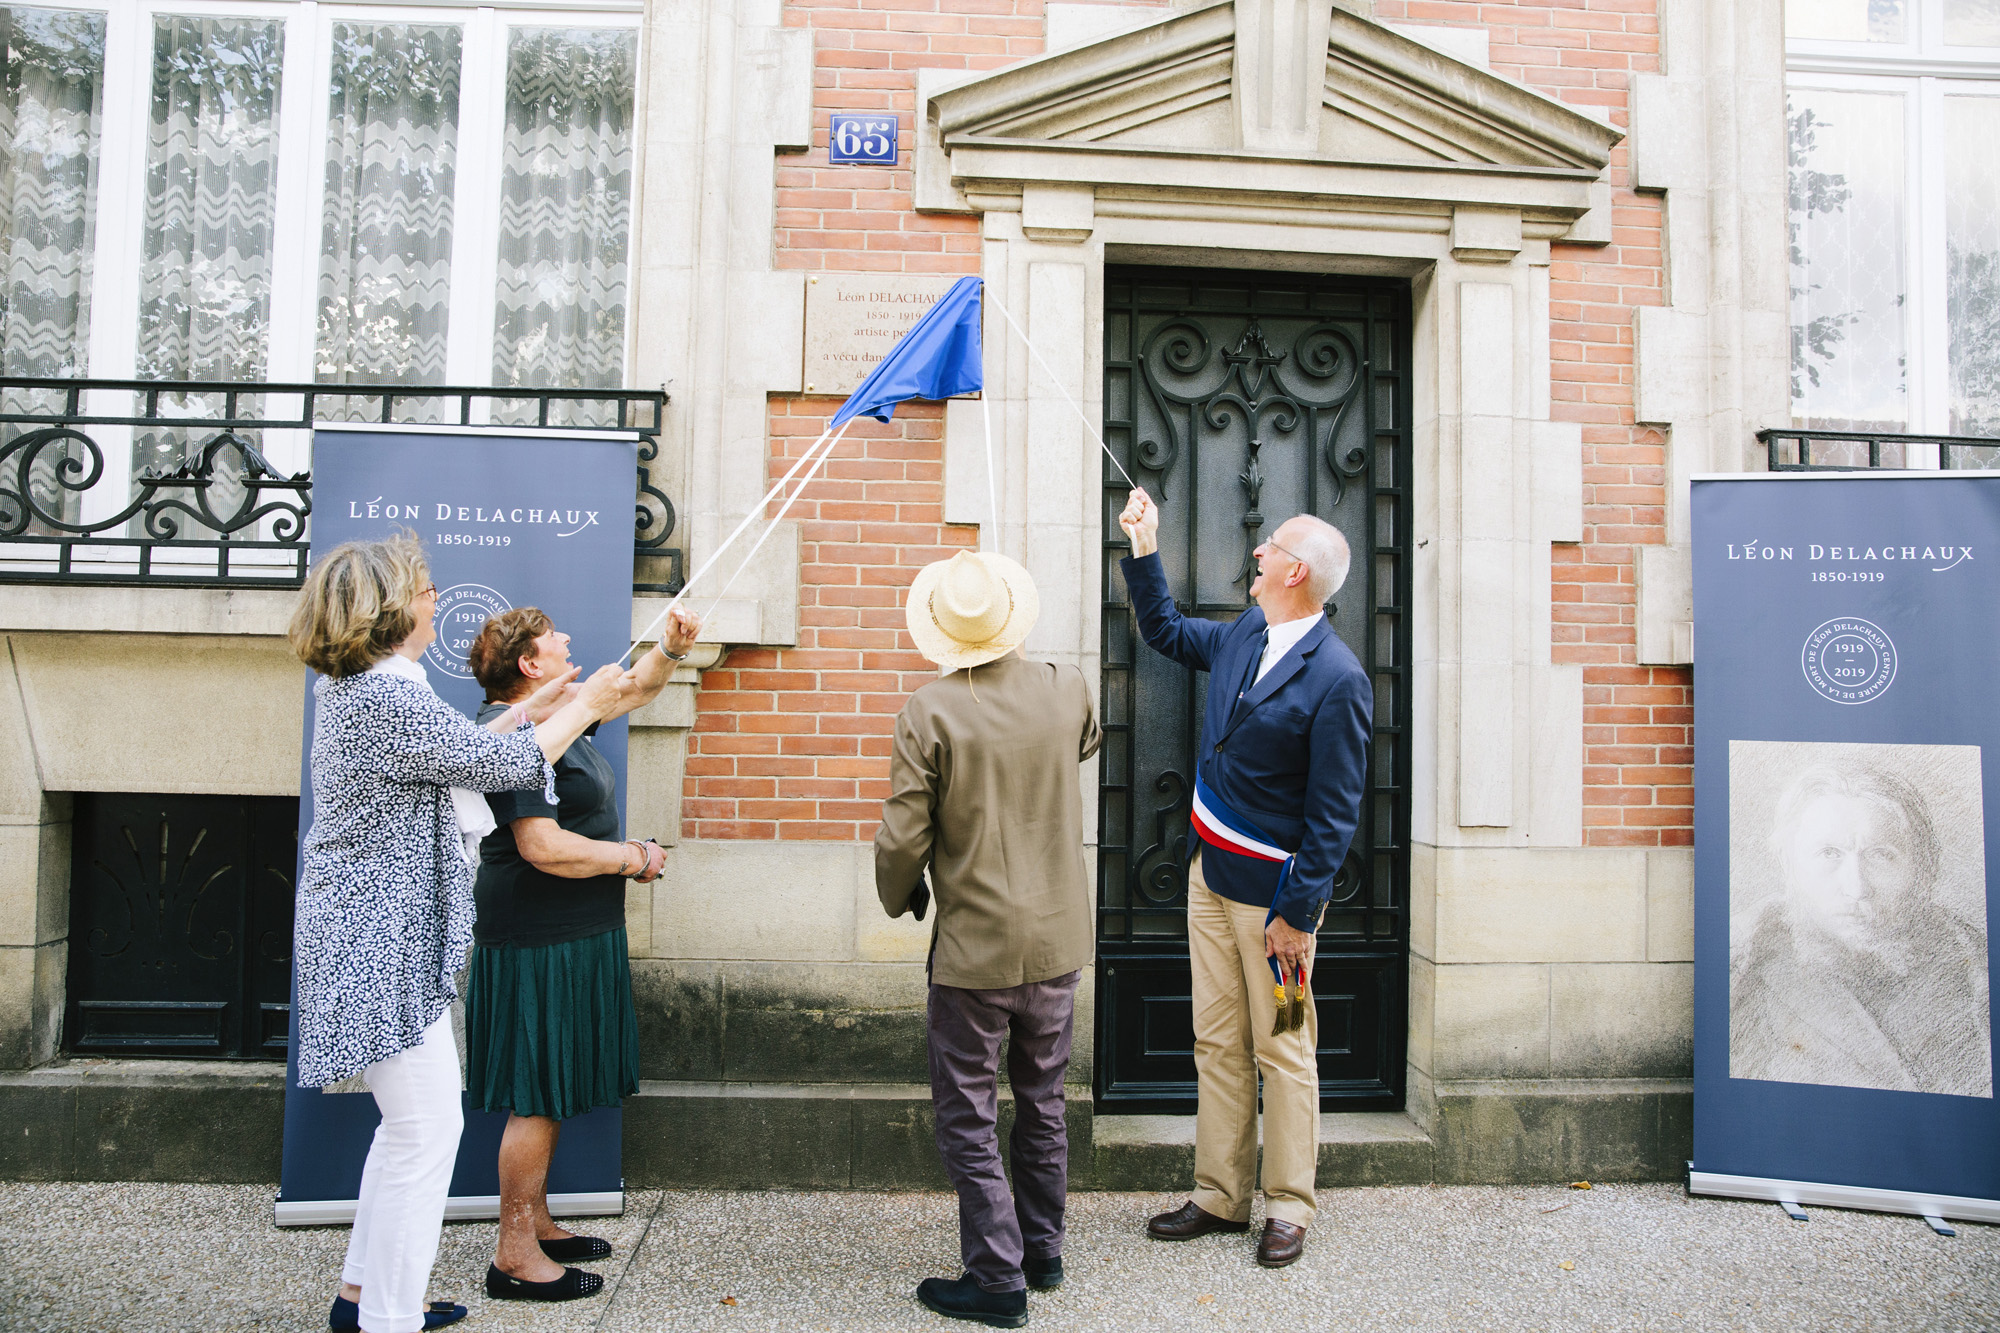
[1130,769,1192,906]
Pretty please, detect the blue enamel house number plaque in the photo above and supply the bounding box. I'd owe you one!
[829,113,898,165]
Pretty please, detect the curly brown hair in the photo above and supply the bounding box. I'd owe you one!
[468,606,554,702]
[287,532,429,678]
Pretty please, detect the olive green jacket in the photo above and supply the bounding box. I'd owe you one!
[874,652,1103,990]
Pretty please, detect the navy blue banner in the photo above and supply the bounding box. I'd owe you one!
[1693,474,2000,1207]
[278,426,637,1221]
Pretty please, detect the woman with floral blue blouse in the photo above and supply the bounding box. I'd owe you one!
[288,532,624,1333]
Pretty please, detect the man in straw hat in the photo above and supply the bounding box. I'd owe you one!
[1117,488,1371,1269]
[876,549,1102,1328]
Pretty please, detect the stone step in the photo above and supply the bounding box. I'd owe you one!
[0,1062,1438,1190]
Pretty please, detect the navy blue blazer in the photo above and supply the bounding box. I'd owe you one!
[1119,552,1372,932]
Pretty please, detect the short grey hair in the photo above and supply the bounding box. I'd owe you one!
[1282,515,1349,604]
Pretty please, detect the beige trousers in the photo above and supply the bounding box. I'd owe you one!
[1187,853,1319,1228]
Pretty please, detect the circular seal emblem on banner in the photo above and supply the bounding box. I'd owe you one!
[1800,617,1897,705]
[425,583,511,680]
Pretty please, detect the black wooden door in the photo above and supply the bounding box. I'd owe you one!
[65,793,298,1058]
[1095,267,1411,1113]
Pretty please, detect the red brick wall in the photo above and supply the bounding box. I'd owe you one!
[691,0,1689,848]
[682,401,977,840]
[1376,0,1685,848]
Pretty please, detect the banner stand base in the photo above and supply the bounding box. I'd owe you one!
[1689,1168,2000,1226]
[274,1189,625,1229]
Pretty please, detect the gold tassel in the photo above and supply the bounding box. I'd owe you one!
[1270,965,1292,1037]
[1286,973,1309,1033]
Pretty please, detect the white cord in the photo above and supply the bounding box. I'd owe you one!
[622,420,842,664]
[696,421,853,622]
[984,288,1135,488]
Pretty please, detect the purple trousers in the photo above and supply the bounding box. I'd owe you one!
[926,970,1081,1293]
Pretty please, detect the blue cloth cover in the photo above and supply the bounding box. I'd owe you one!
[830,276,984,427]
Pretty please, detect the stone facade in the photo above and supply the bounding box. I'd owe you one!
[0,0,1794,1185]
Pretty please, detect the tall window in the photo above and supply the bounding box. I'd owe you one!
[1787,0,2000,443]
[0,0,639,494]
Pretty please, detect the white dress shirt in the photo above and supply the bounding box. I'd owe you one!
[1255,612,1324,684]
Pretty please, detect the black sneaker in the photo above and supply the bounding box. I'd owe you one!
[1024,1255,1063,1291]
[915,1275,1029,1328]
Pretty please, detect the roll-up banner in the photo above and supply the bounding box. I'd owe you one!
[1691,472,2000,1224]
[275,425,637,1227]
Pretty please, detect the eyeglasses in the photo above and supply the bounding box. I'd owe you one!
[418,582,439,600]
[1262,538,1303,565]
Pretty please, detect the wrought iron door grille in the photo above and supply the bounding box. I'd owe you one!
[66,794,300,1060]
[1096,268,1412,1112]
[0,377,677,590]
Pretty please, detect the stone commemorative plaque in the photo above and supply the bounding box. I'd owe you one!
[802,274,961,396]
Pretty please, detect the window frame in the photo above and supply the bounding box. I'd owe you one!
[1786,1,2000,441]
[3,0,643,524]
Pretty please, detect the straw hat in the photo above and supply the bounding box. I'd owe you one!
[906,550,1039,673]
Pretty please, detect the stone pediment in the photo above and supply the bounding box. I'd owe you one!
[928,0,1621,175]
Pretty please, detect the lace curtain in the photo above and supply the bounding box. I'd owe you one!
[1788,88,1910,434]
[316,22,460,410]
[133,16,284,518]
[1946,95,2000,439]
[491,27,634,428]
[0,7,101,528]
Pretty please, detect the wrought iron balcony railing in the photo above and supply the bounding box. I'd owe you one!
[1760,426,2000,472]
[0,377,679,591]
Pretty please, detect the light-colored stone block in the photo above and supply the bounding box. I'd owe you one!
[1433,962,1548,1079]
[0,821,67,949]
[1459,417,1514,542]
[1233,0,1335,155]
[913,67,976,215]
[1458,283,1515,416]
[1409,841,1437,962]
[0,940,64,1068]
[1634,304,1706,427]
[1450,207,1523,264]
[1646,847,1694,962]
[651,840,863,961]
[728,270,805,395]
[1456,662,1513,828]
[1528,665,1583,848]
[1561,177,1613,246]
[1550,962,1693,1078]
[1636,542,1693,666]
[1021,182,1094,243]
[1531,420,1584,545]
[11,634,304,796]
[943,397,998,532]
[1407,951,1435,1077]
[1432,847,1648,963]
[626,725,690,853]
[1046,2,1160,52]
[1630,74,1704,194]
[854,854,933,964]
[0,585,294,637]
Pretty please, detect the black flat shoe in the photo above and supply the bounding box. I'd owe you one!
[915,1275,1028,1328]
[330,1296,466,1329]
[539,1235,613,1262]
[1024,1254,1063,1291]
[484,1263,605,1302]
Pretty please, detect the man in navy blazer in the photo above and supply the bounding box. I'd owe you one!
[1118,487,1371,1269]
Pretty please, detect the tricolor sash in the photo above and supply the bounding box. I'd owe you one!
[1191,775,1298,984]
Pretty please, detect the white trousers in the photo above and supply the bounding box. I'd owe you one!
[342,1010,464,1333]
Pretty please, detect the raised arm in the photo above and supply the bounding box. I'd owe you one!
[1117,488,1229,672]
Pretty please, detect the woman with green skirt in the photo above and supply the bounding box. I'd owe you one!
[463,601,701,1303]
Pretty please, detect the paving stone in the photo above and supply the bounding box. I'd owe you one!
[0,1181,1994,1331]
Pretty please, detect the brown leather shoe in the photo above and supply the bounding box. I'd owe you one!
[1256,1219,1306,1267]
[1146,1200,1249,1240]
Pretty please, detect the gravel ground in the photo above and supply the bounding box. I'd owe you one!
[1,1181,1995,1332]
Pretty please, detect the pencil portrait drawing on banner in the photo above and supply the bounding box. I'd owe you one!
[1729,740,1994,1098]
